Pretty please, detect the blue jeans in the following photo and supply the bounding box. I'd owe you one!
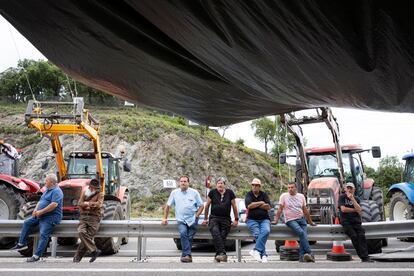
[246,219,270,257]
[286,217,311,258]
[177,220,198,257]
[19,216,58,257]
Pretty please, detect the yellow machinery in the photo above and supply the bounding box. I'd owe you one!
[18,97,131,256]
[25,97,105,191]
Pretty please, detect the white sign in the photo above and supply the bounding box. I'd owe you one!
[163,179,177,189]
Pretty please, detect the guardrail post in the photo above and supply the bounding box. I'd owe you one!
[142,237,147,259]
[137,236,142,261]
[32,236,38,256]
[51,236,57,258]
[236,239,241,262]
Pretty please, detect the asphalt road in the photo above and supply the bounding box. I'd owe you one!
[0,238,413,276]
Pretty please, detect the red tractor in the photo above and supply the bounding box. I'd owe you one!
[16,98,131,256]
[278,108,385,254]
[0,141,41,248]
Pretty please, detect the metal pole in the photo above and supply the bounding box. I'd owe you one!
[136,236,142,261]
[236,239,241,262]
[51,236,57,258]
[142,237,147,259]
[32,236,38,256]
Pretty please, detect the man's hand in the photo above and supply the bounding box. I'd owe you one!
[309,222,317,226]
[201,219,208,226]
[161,218,168,225]
[32,210,38,217]
[232,220,238,227]
[271,220,278,225]
[346,192,354,200]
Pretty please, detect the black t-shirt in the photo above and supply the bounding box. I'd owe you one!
[208,188,236,218]
[245,191,271,220]
[338,193,362,225]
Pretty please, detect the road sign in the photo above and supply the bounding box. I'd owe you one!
[163,179,176,188]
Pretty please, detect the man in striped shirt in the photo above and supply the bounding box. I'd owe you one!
[273,182,316,262]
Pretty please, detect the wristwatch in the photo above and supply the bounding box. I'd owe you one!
[234,218,239,221]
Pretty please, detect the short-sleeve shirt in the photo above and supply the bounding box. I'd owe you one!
[279,192,306,223]
[208,188,236,218]
[338,193,362,225]
[245,191,271,221]
[37,185,63,223]
[167,187,203,226]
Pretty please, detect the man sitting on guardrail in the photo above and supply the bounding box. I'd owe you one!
[73,178,104,263]
[338,182,373,263]
[245,178,271,263]
[202,176,239,262]
[273,182,317,263]
[11,173,63,262]
[162,175,204,263]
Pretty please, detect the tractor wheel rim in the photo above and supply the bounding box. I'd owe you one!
[0,198,10,220]
[393,201,408,220]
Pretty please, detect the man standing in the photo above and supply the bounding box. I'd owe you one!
[11,173,63,262]
[245,178,271,263]
[338,182,373,262]
[202,177,238,262]
[73,179,104,263]
[274,182,316,262]
[162,175,204,263]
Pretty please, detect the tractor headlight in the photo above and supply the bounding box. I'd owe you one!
[319,197,332,204]
[71,199,78,206]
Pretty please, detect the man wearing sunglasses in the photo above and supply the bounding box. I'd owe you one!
[245,178,271,263]
[338,182,373,262]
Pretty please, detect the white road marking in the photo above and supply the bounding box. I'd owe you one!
[0,268,413,272]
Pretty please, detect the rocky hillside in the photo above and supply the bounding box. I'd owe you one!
[0,104,288,216]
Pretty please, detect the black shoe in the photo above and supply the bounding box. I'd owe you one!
[89,250,101,263]
[10,243,28,251]
[26,256,40,262]
[73,256,82,263]
[361,258,374,263]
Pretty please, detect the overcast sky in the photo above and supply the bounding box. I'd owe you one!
[2,15,414,169]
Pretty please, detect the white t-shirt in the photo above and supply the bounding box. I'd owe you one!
[279,192,306,223]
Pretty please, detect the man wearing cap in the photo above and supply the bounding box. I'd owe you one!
[73,178,104,263]
[162,175,204,263]
[338,182,373,262]
[245,178,271,263]
[202,177,238,262]
[274,182,316,262]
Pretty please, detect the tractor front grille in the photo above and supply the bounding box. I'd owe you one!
[61,186,82,207]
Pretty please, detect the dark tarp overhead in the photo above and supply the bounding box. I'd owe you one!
[1,1,414,126]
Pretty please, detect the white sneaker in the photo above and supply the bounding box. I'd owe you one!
[261,255,268,263]
[249,249,262,262]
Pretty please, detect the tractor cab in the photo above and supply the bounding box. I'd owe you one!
[305,145,379,223]
[306,145,377,199]
[402,153,414,184]
[66,151,124,196]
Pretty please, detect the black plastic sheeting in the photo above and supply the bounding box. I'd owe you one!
[1,1,414,126]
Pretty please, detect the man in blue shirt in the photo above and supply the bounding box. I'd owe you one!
[11,173,63,262]
[162,175,203,263]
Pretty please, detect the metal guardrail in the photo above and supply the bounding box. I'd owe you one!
[1,219,414,261]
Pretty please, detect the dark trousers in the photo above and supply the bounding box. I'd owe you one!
[208,216,231,255]
[75,215,101,258]
[343,224,369,260]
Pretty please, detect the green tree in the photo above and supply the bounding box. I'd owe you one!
[251,117,275,155]
[0,59,118,105]
[270,115,296,158]
[364,165,376,179]
[375,156,403,190]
